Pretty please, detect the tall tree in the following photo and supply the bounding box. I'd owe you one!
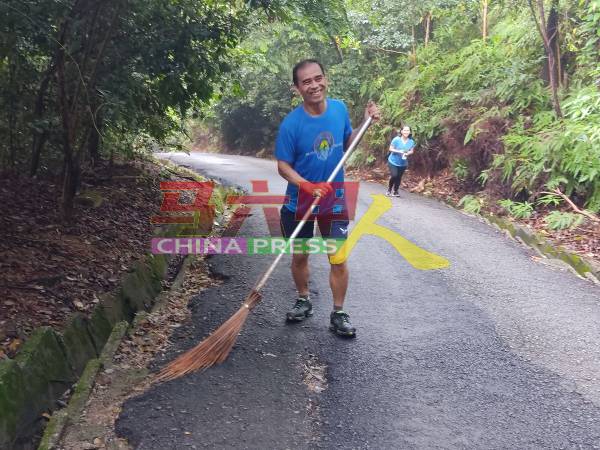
[481,0,489,41]
[528,0,563,117]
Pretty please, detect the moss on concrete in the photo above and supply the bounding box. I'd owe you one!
[36,408,67,450]
[6,209,186,449]
[14,328,73,440]
[38,322,128,450]
[101,293,135,326]
[99,322,128,364]
[87,305,114,355]
[119,258,166,313]
[61,313,98,375]
[485,213,598,281]
[147,253,168,281]
[0,359,26,448]
[67,359,102,419]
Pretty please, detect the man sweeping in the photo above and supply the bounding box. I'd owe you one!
[275,59,380,337]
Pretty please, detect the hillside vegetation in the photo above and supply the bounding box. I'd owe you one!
[201,0,599,233]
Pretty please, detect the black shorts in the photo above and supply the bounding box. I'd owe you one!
[280,206,349,240]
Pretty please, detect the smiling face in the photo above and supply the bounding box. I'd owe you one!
[294,62,328,107]
[401,126,411,138]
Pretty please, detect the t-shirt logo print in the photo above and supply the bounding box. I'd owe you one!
[313,131,335,161]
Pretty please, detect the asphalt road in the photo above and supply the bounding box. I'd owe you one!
[117,152,600,449]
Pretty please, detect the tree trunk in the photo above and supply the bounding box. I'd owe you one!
[59,0,120,219]
[424,12,431,46]
[328,33,343,63]
[548,0,560,86]
[8,66,16,169]
[541,0,562,117]
[7,22,17,169]
[540,0,559,86]
[30,64,56,177]
[411,25,417,67]
[31,0,82,177]
[528,0,563,117]
[57,40,76,220]
[88,112,102,167]
[69,1,102,116]
[481,0,489,42]
[556,38,562,87]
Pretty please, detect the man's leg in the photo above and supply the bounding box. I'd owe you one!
[292,253,310,297]
[281,206,314,321]
[323,218,356,337]
[286,253,313,321]
[329,261,348,310]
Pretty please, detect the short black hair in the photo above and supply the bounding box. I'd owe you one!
[292,59,325,86]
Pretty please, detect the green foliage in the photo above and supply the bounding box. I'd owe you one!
[477,169,490,187]
[197,0,599,227]
[209,18,342,154]
[0,0,257,175]
[500,84,600,211]
[348,148,376,168]
[452,158,469,181]
[543,211,585,230]
[536,193,562,207]
[458,194,483,214]
[571,0,600,84]
[0,0,346,217]
[381,12,547,147]
[498,199,534,219]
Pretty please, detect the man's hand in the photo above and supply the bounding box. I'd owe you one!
[364,100,381,122]
[299,181,334,198]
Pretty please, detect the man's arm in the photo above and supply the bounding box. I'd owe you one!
[277,160,307,187]
[277,161,333,198]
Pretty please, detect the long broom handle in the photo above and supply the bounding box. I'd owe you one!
[250,116,373,296]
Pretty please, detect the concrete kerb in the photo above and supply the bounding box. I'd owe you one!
[483,213,600,283]
[37,321,128,450]
[1,242,178,446]
[22,254,172,450]
[4,328,75,449]
[0,160,213,449]
[447,199,600,283]
[36,253,195,450]
[128,254,193,333]
[37,187,223,448]
[33,190,211,449]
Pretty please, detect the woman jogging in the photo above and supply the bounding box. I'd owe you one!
[386,126,415,196]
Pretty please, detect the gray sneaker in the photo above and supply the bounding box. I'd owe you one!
[286,298,313,322]
[329,311,357,337]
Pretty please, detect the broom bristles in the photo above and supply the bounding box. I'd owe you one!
[154,290,262,383]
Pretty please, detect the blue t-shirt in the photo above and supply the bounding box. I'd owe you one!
[388,136,415,167]
[275,99,353,212]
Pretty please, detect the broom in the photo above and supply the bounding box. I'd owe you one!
[155,116,373,383]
